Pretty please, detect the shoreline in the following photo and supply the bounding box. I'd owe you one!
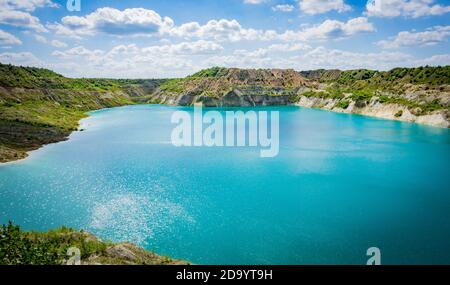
[1,102,448,165]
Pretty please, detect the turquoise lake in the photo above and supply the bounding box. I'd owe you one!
[1,105,449,265]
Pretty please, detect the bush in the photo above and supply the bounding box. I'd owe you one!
[335,100,350,109]
[395,110,403,118]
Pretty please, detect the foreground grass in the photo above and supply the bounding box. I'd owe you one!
[0,222,188,265]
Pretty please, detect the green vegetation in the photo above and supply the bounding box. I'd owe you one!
[159,78,185,93]
[0,222,108,265]
[395,110,403,118]
[0,62,150,162]
[0,63,150,90]
[1,63,449,162]
[335,100,350,109]
[303,66,450,87]
[378,95,446,114]
[0,222,186,265]
[189,67,229,78]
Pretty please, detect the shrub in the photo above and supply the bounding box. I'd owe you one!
[335,100,350,109]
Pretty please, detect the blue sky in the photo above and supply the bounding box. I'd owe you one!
[0,0,449,78]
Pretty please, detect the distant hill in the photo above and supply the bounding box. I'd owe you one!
[300,66,450,89]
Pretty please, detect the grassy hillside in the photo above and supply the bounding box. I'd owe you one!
[159,67,313,97]
[300,66,450,91]
[0,222,188,265]
[297,66,450,115]
[0,63,161,162]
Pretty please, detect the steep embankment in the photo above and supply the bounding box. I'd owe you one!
[151,67,315,106]
[297,67,450,128]
[0,63,162,162]
[154,66,450,127]
[0,222,189,265]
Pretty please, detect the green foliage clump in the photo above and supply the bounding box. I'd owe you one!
[395,110,403,118]
[337,69,377,83]
[0,222,109,265]
[189,67,229,78]
[335,100,350,109]
[159,78,185,93]
[0,62,158,90]
[350,89,375,102]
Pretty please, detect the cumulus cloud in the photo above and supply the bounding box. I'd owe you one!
[243,0,266,4]
[50,39,68,48]
[299,0,351,15]
[34,34,68,48]
[49,7,175,38]
[142,40,223,55]
[0,0,58,11]
[267,43,312,51]
[0,51,43,66]
[378,26,450,48]
[0,9,47,32]
[50,44,197,78]
[279,17,375,41]
[366,0,450,18]
[0,29,22,45]
[171,17,374,42]
[208,45,450,71]
[48,7,374,44]
[170,19,278,42]
[272,4,295,12]
[49,40,225,77]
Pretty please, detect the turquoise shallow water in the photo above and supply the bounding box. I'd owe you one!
[1,105,450,265]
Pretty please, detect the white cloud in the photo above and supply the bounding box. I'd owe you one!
[279,17,375,41]
[49,7,374,44]
[378,26,450,48]
[49,7,175,38]
[296,47,412,70]
[51,44,197,78]
[267,43,312,51]
[243,0,266,4]
[142,40,223,55]
[33,34,68,48]
[412,54,450,66]
[172,17,374,42]
[50,39,67,48]
[0,29,22,45]
[0,9,47,32]
[204,45,450,72]
[171,19,278,42]
[0,51,43,66]
[34,34,47,43]
[52,46,104,60]
[49,40,225,78]
[272,4,295,12]
[0,0,58,11]
[299,0,351,15]
[366,0,450,18]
